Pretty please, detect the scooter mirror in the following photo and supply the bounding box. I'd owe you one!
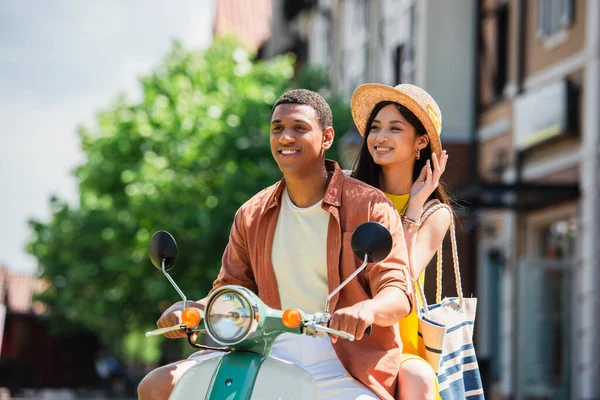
[351,222,393,263]
[149,231,178,271]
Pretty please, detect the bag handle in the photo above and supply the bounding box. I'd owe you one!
[417,200,464,310]
[416,277,431,318]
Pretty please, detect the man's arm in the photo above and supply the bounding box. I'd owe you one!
[365,197,414,320]
[329,197,414,342]
[208,207,258,295]
[157,207,256,338]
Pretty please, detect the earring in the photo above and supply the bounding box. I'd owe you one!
[416,149,420,160]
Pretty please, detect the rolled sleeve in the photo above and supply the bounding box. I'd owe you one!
[210,207,258,295]
[365,198,415,313]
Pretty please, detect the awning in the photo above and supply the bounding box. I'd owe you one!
[454,180,580,211]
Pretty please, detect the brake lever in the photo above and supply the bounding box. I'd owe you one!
[304,322,355,341]
[145,324,187,337]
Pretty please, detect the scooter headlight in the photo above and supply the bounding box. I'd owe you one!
[205,287,258,346]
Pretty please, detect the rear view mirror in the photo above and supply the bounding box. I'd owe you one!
[351,222,392,263]
[324,222,394,315]
[148,231,178,271]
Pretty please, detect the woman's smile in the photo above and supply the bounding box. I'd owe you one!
[374,146,393,154]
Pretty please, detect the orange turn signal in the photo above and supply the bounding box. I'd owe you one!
[182,307,201,328]
[282,308,302,329]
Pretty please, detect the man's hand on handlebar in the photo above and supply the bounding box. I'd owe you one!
[157,300,205,340]
[328,302,375,343]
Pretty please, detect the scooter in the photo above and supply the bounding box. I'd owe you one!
[145,221,393,400]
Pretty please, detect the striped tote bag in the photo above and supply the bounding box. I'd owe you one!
[415,202,485,400]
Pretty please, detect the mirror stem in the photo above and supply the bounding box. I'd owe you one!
[324,254,369,314]
[162,258,187,309]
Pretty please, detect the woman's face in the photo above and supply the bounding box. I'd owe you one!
[366,104,423,167]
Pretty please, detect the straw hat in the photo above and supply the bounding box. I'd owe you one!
[350,83,443,158]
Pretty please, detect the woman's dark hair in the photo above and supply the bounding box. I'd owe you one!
[351,101,451,206]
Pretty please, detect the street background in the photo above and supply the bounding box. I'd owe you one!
[1,1,598,399]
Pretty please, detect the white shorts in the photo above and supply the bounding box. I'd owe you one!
[271,333,378,400]
[189,333,378,400]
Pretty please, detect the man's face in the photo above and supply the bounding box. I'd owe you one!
[270,104,334,176]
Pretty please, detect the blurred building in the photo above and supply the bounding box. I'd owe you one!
[469,0,600,399]
[0,267,100,395]
[214,0,273,52]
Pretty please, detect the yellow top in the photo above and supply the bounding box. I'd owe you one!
[385,193,424,355]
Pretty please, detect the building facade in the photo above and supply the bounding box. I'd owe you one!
[214,0,273,53]
[473,0,600,398]
[0,268,101,394]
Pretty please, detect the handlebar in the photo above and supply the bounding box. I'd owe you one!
[145,303,371,343]
[145,324,187,337]
[303,321,356,341]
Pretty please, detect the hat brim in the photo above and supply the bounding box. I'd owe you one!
[350,83,442,158]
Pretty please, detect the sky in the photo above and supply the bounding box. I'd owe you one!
[0,0,215,273]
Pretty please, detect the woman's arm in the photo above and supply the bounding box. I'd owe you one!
[403,201,451,281]
[402,152,451,281]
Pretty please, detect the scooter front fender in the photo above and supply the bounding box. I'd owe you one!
[170,351,224,399]
[251,357,317,399]
[169,352,317,400]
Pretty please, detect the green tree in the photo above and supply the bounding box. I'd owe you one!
[27,38,353,362]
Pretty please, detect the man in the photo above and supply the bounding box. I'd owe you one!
[138,89,413,399]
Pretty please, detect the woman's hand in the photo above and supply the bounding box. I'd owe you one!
[409,150,448,206]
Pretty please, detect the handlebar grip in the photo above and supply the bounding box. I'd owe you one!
[364,325,372,336]
[145,324,186,337]
[304,322,355,341]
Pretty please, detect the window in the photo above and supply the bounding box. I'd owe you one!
[360,0,370,83]
[478,3,510,106]
[537,0,573,38]
[393,45,404,85]
[406,3,417,84]
[517,216,576,398]
[359,0,370,28]
[494,5,509,97]
[486,249,504,382]
[344,0,370,90]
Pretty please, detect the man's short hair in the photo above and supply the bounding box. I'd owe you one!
[272,89,333,130]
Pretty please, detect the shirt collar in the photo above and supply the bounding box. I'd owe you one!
[270,160,344,208]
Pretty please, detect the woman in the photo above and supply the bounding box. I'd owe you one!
[350,83,451,400]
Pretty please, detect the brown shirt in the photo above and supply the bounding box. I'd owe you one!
[210,160,413,399]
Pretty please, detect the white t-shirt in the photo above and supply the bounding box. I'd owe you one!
[271,188,330,314]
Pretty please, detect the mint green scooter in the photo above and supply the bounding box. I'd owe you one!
[145,222,392,400]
